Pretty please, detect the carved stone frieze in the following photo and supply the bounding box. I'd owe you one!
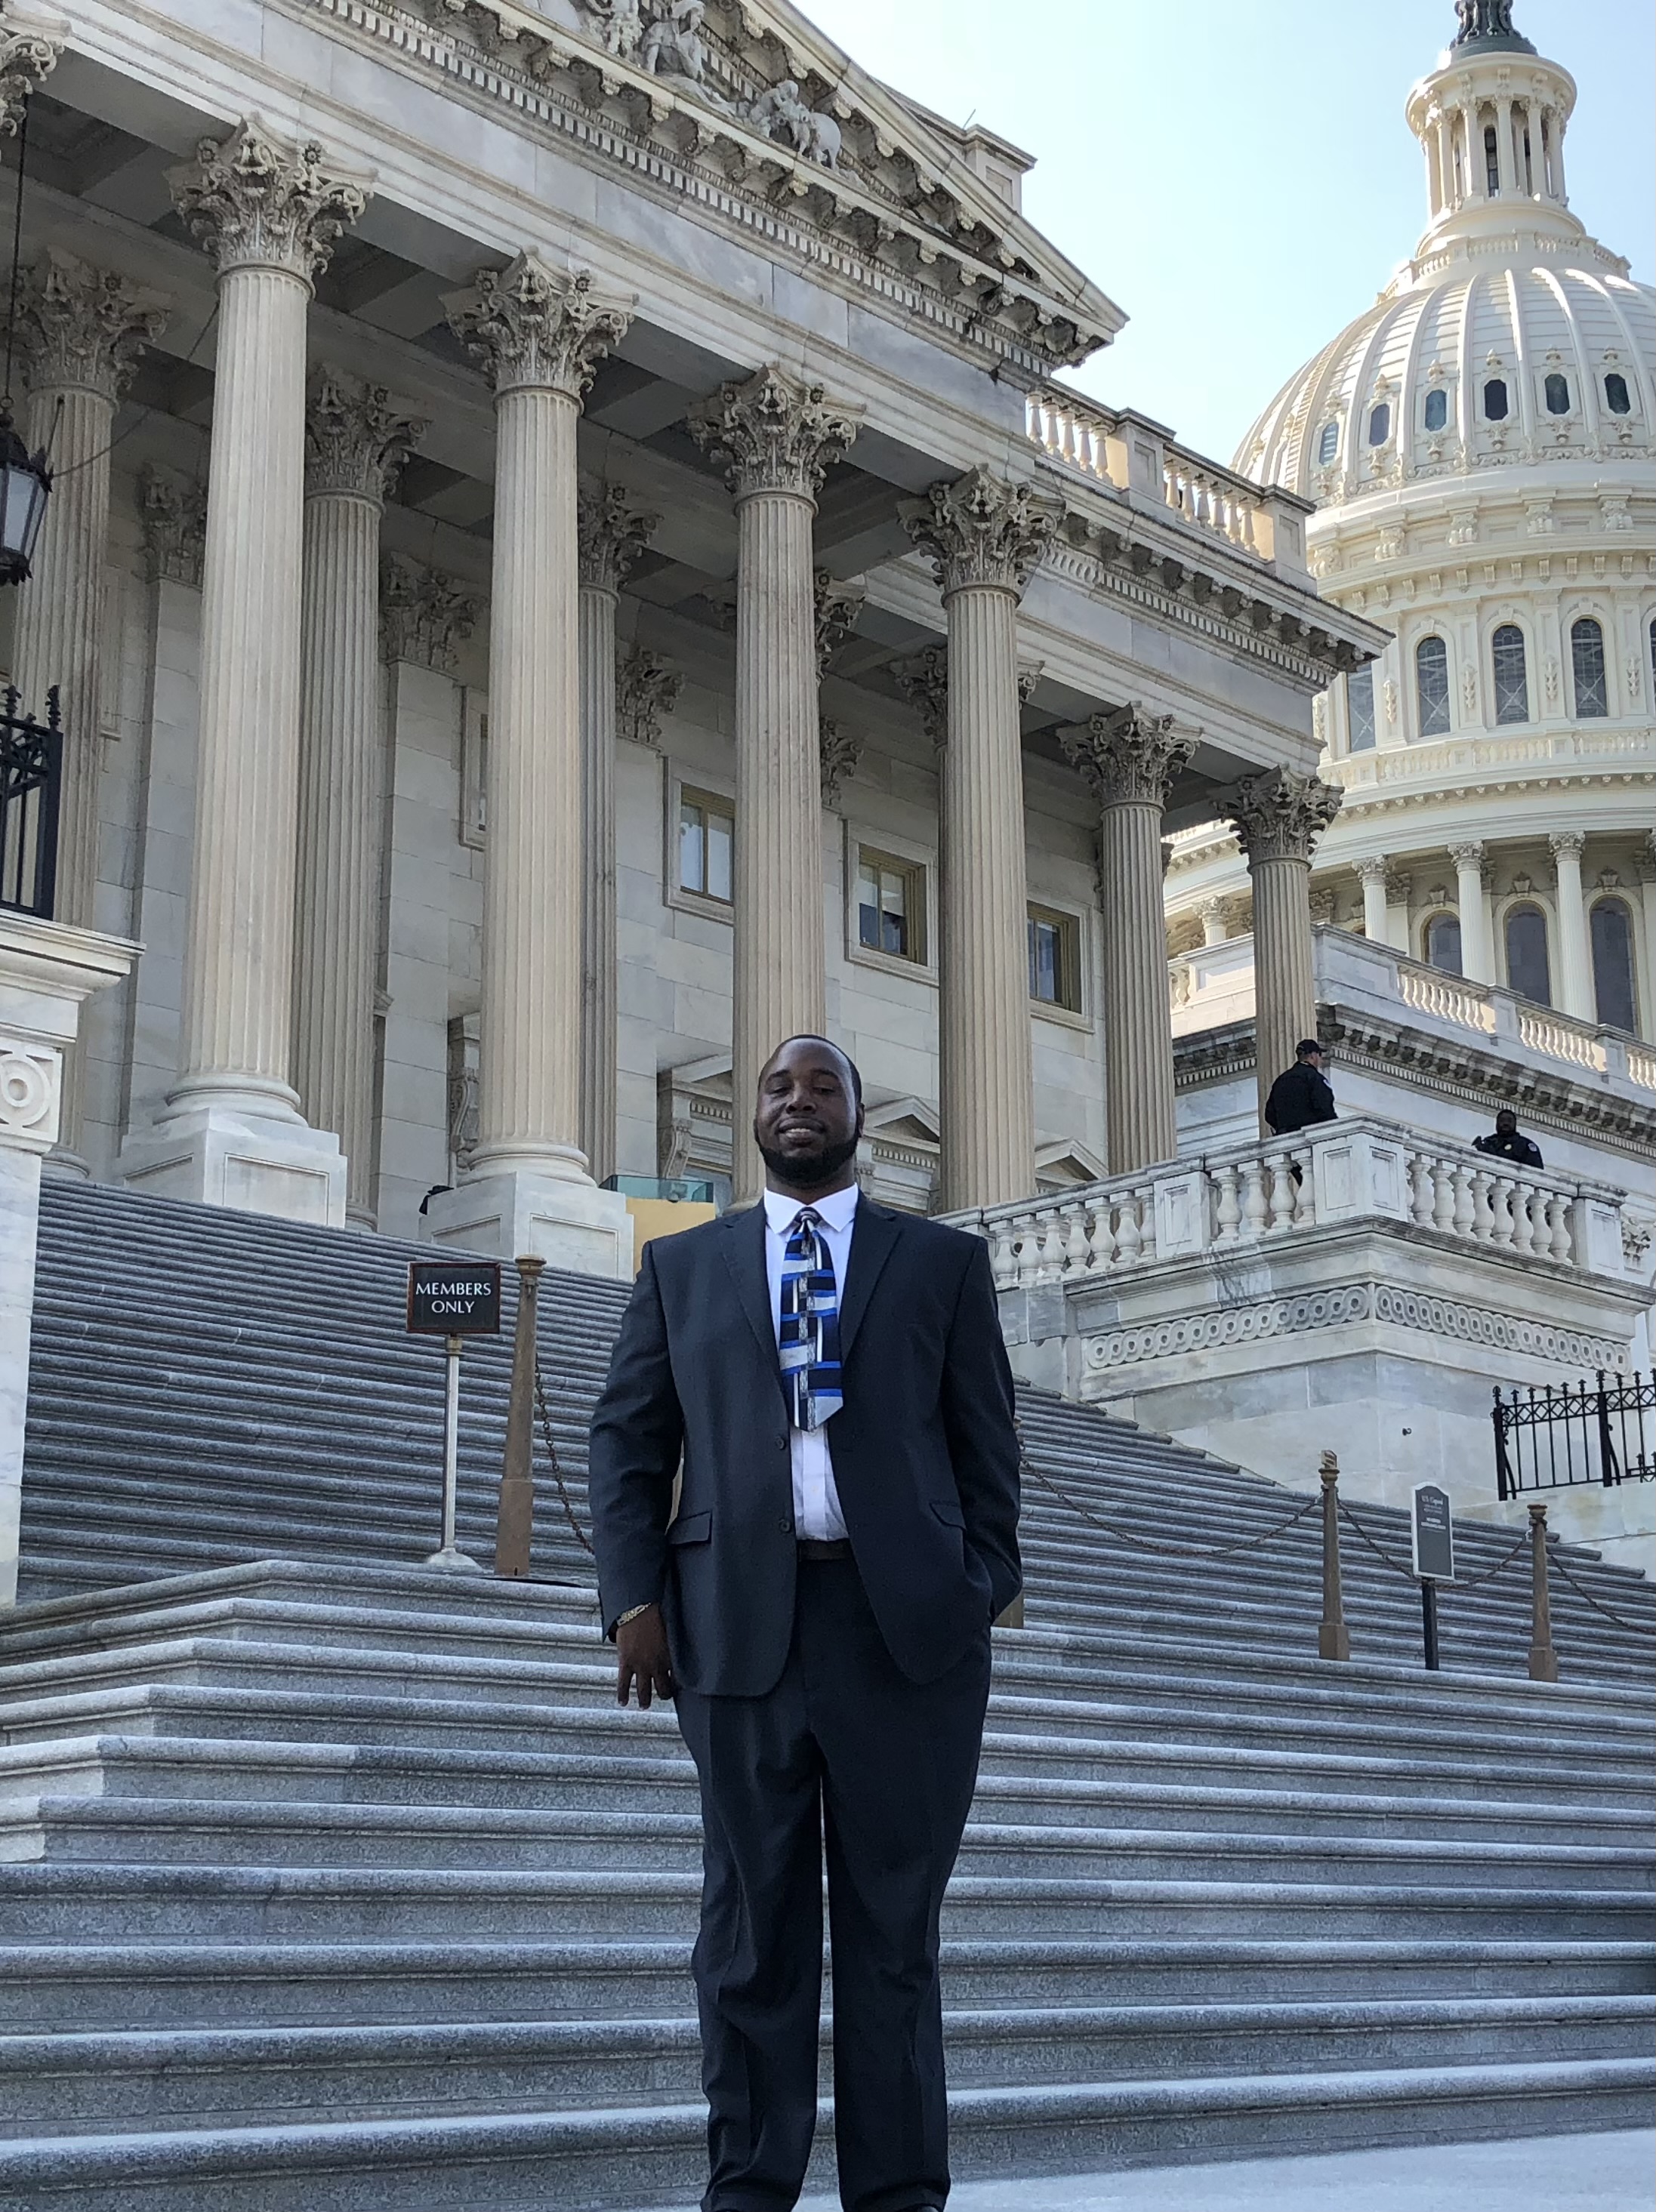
[687,365,861,501]
[616,643,683,746]
[1225,767,1343,865]
[140,469,208,590]
[1059,702,1198,810]
[0,19,57,134]
[445,255,633,398]
[818,718,862,807]
[813,568,864,675]
[19,250,168,403]
[901,467,1059,599]
[577,482,658,591]
[169,121,369,282]
[380,553,481,673]
[305,368,424,503]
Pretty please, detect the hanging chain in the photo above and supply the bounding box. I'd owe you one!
[531,1349,594,1556]
[1547,1548,1656,1636]
[1022,1447,1320,1559]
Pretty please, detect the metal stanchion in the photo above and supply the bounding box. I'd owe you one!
[1420,1579,1440,1671]
[1318,1450,1350,1661]
[1527,1500,1560,1682]
[495,1255,544,1578]
[425,1332,483,1573]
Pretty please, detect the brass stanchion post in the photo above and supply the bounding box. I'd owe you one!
[495,1255,545,1577]
[1527,1500,1560,1683]
[1318,1449,1350,1661]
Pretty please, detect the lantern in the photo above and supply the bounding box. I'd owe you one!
[0,409,50,585]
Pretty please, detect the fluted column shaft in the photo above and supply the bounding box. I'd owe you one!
[578,576,619,1181]
[1451,843,1493,982]
[1355,858,1389,945]
[1227,769,1343,1130]
[1551,833,1593,1020]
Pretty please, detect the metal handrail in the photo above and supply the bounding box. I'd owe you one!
[0,682,63,919]
[1494,1369,1655,1499]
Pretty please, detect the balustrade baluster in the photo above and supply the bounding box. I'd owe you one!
[1510,1179,1537,1257]
[1409,1151,1436,1226]
[1266,1152,1297,1232]
[1115,1194,1143,1266]
[1471,1169,1495,1243]
[1010,1212,1038,1289]
[1432,1159,1457,1235]
[1239,1157,1269,1240]
[988,1216,1017,1290]
[1489,1174,1516,1248]
[1084,1196,1114,1272]
[1062,1200,1090,1278]
[1032,1210,1063,1285]
[1291,1145,1317,1225]
[1136,1183,1158,1262]
[1213,1163,1241,1245]
[1549,1192,1574,1266]
[1452,1163,1475,1239]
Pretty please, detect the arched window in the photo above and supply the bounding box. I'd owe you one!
[1346,664,1377,752]
[1317,421,1340,465]
[1368,402,1391,447]
[1504,905,1552,1006]
[1483,123,1500,194]
[1605,371,1631,415]
[1591,901,1638,1032]
[1483,378,1510,422]
[1415,635,1451,735]
[1543,372,1571,415]
[1425,913,1463,975]
[1491,624,1529,725]
[1571,617,1608,717]
[1423,387,1448,433]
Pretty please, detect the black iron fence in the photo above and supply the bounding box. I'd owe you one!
[0,682,62,919]
[1494,1369,1656,1499]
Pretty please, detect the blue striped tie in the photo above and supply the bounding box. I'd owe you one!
[779,1208,843,1431]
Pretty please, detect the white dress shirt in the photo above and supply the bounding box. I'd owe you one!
[762,1182,858,1542]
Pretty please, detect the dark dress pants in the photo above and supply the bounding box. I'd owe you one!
[674,1555,992,2212]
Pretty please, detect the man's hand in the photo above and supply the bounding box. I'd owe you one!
[615,1602,675,1708]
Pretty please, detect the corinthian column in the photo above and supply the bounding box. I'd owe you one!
[1550,830,1593,1020]
[1062,705,1197,1174]
[0,21,57,134]
[427,255,636,1276]
[903,467,1058,1212]
[1226,768,1343,1130]
[120,122,365,1226]
[1450,840,1493,981]
[688,366,861,1203]
[577,482,655,1186]
[293,370,421,1226]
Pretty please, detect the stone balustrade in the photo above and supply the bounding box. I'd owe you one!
[944,1114,1635,1294]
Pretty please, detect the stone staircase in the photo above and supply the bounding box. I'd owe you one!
[0,1178,1650,2207]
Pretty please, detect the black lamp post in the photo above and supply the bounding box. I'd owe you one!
[0,88,50,587]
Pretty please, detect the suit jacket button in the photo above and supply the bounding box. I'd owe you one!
[779,1517,794,1536]
[776,1431,789,1450]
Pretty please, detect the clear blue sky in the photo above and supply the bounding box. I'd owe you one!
[800,0,1653,467]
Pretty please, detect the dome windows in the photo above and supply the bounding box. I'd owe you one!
[1570,618,1608,718]
[1316,421,1340,465]
[1504,907,1552,1007]
[1483,123,1500,196]
[1592,900,1638,1032]
[1423,387,1448,433]
[1346,664,1377,753]
[1605,371,1632,415]
[1491,625,1529,726]
[1482,378,1510,422]
[1543,372,1571,416]
[1367,402,1392,447]
[1424,912,1463,976]
[1415,636,1451,736]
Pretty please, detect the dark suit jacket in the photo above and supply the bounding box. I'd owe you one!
[587,1197,1022,1697]
[1263,1061,1337,1135]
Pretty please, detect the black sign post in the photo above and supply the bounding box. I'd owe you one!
[406,1261,502,1572]
[1410,1481,1456,1671]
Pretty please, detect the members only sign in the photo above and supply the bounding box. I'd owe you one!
[406,1260,502,1337]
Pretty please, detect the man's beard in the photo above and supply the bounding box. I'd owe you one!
[754,1126,862,1188]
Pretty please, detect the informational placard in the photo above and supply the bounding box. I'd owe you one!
[406,1260,502,1337]
[1410,1481,1456,1582]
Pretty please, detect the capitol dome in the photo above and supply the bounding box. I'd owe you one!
[1165,1,1656,1056]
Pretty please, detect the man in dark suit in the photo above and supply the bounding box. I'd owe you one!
[588,1034,1021,2212]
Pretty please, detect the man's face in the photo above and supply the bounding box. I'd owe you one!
[754,1040,863,1187]
[1496,1111,1518,1137]
[1304,1049,1324,1071]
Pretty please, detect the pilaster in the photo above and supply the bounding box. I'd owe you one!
[1354,856,1389,945]
[1225,768,1343,1129]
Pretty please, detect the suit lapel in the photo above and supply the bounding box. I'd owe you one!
[838,1200,903,1363]
[721,1203,788,1410]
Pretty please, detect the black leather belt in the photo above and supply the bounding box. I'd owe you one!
[797,1538,853,1563]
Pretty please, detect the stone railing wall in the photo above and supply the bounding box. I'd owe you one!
[943,1115,1634,1293]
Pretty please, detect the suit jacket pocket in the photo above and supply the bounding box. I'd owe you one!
[930,1498,965,1530]
[668,1509,712,1547]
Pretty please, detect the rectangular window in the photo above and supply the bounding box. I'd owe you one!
[855,848,926,964]
[1027,904,1082,1013]
[1346,666,1377,752]
[678,788,734,904]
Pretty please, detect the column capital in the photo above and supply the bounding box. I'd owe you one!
[1353,854,1389,886]
[896,644,950,748]
[1448,840,1486,867]
[305,368,424,504]
[1636,832,1656,884]
[900,465,1059,601]
[1549,829,1586,863]
[18,248,168,402]
[576,481,658,591]
[0,22,58,135]
[1060,702,1198,809]
[169,120,369,282]
[1226,767,1343,865]
[447,254,631,399]
[140,468,208,589]
[379,553,480,674]
[819,719,863,808]
[616,643,683,747]
[686,364,861,501]
[813,568,865,675]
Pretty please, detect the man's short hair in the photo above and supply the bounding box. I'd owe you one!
[1295,1039,1322,1060]
[763,1034,864,1108]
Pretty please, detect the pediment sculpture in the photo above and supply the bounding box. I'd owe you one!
[578,0,841,165]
